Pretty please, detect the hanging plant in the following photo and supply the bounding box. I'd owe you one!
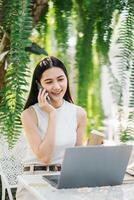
[108,1,134,142]
[53,0,72,54]
[0,0,32,148]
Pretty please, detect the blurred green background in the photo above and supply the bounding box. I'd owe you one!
[0,0,134,148]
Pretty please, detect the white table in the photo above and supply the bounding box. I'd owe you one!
[18,174,134,200]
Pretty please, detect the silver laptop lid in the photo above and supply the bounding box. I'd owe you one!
[58,145,132,188]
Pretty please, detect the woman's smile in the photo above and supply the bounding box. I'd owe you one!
[51,90,62,96]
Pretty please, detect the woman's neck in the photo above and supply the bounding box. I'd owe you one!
[51,99,64,109]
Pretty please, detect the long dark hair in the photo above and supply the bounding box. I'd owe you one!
[24,56,73,110]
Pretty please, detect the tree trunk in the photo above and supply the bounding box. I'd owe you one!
[32,0,48,25]
[0,33,9,91]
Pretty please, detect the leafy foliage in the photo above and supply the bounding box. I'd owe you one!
[74,0,113,132]
[53,0,72,55]
[0,0,32,148]
[126,55,134,141]
[0,0,134,147]
[106,0,134,142]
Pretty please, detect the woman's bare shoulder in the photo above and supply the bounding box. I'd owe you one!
[76,105,87,122]
[21,106,37,123]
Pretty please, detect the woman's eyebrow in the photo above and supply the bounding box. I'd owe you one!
[44,75,64,82]
[57,75,64,79]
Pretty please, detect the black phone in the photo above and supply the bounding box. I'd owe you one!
[36,80,43,90]
[36,80,51,104]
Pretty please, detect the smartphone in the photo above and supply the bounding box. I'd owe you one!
[36,80,51,104]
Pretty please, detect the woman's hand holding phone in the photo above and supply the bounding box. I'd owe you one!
[38,88,56,114]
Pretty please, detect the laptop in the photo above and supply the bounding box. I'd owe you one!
[42,145,132,189]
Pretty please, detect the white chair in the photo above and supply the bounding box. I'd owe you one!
[0,154,23,200]
[0,134,26,200]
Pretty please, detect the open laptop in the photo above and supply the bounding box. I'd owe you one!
[42,145,132,189]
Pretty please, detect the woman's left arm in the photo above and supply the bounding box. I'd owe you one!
[76,106,87,146]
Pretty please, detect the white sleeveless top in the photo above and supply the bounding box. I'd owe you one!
[23,100,77,165]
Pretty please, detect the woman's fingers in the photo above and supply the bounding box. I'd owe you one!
[37,89,55,113]
[37,88,42,103]
[40,88,46,102]
[38,88,48,104]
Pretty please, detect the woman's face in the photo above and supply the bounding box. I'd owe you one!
[40,67,67,103]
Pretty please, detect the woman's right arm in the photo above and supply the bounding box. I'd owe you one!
[21,108,56,165]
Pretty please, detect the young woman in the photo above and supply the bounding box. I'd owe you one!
[16,56,87,200]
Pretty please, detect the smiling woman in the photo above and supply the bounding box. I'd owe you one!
[40,67,68,108]
[16,56,87,200]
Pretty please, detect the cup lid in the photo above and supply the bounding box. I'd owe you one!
[90,130,105,137]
